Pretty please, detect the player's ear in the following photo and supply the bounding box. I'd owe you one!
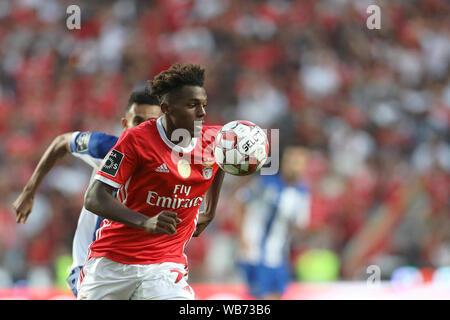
[161,102,170,115]
[121,117,128,129]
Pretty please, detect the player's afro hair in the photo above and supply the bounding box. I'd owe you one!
[149,63,205,103]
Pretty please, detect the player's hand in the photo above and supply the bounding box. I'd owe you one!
[13,190,35,224]
[143,211,182,235]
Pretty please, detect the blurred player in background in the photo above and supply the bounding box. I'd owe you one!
[12,89,162,296]
[233,146,311,299]
[79,63,225,300]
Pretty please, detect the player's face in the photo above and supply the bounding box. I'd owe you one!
[122,103,162,130]
[166,85,207,138]
[281,147,308,184]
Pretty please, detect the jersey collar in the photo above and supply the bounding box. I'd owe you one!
[156,117,198,153]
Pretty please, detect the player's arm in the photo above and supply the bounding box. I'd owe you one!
[289,189,312,233]
[12,131,118,224]
[229,178,261,247]
[193,168,225,237]
[13,133,72,223]
[84,180,181,235]
[231,190,248,249]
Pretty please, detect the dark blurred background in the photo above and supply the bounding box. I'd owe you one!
[0,0,448,296]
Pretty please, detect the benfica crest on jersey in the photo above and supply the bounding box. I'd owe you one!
[201,160,214,179]
[202,167,213,179]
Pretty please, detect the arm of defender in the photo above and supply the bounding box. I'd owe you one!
[13,133,72,223]
[193,168,225,237]
[231,191,248,249]
[84,180,181,235]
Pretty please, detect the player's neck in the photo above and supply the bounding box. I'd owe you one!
[161,116,192,148]
[281,173,297,186]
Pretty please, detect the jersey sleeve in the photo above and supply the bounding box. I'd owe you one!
[94,130,140,189]
[69,131,118,168]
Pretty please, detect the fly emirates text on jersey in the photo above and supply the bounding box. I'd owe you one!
[146,184,203,210]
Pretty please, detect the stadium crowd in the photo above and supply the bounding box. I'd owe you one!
[0,0,449,288]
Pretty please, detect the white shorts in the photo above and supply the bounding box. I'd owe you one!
[77,257,195,300]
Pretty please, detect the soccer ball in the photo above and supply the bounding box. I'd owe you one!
[213,120,269,176]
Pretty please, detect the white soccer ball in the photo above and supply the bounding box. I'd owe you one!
[213,120,269,176]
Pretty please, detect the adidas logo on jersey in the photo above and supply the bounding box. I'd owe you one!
[155,163,170,173]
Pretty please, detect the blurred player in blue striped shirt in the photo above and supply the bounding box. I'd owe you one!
[233,146,311,299]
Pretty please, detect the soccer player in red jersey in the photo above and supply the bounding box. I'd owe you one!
[78,64,225,300]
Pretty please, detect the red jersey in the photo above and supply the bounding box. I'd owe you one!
[88,117,221,266]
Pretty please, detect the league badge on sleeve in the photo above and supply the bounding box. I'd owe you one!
[76,132,91,152]
[100,149,124,177]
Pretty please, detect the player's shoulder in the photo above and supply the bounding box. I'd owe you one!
[294,182,310,194]
[263,174,309,193]
[121,119,158,141]
[127,118,158,135]
[202,124,222,133]
[201,124,222,143]
[117,119,159,156]
[260,174,289,192]
[260,173,279,184]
